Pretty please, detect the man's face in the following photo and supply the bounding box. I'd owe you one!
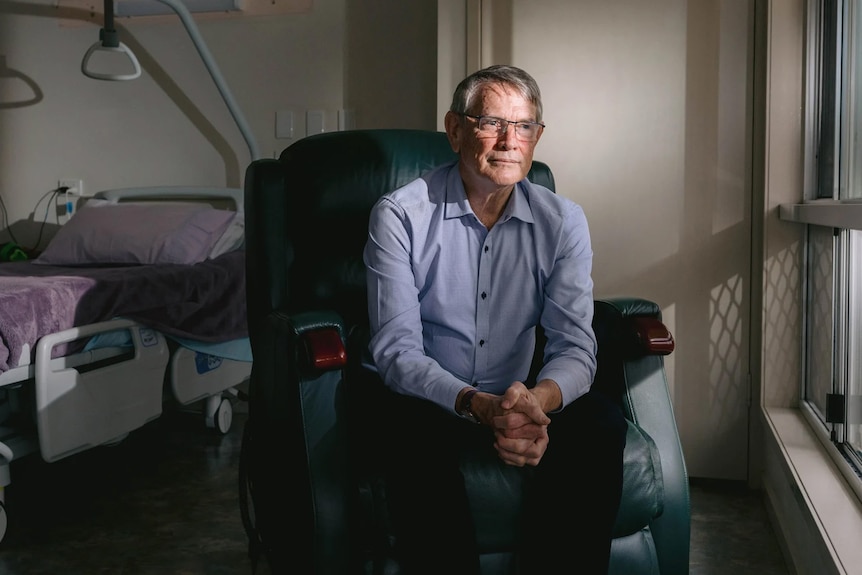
[445,83,543,191]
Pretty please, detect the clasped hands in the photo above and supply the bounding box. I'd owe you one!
[473,381,558,468]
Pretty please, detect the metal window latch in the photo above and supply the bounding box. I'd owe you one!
[826,393,845,424]
[827,393,862,425]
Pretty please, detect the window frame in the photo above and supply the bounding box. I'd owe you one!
[780,0,862,503]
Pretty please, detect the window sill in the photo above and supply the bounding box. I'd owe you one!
[779,200,862,230]
[762,406,862,574]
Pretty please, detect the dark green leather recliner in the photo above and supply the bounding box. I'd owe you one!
[240,129,690,574]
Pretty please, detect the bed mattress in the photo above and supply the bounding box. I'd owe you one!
[0,250,247,374]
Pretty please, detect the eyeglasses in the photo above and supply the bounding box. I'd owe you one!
[460,114,545,141]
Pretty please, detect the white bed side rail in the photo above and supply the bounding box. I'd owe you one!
[169,345,251,406]
[35,319,168,463]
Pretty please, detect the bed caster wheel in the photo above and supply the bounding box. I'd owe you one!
[205,396,233,435]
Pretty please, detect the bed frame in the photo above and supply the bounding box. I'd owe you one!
[91,186,252,434]
[0,186,251,544]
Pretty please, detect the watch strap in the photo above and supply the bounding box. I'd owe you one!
[458,388,480,424]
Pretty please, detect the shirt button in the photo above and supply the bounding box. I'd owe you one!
[484,246,489,253]
[481,292,487,299]
[479,339,485,346]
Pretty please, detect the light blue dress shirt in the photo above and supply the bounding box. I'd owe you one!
[364,161,597,415]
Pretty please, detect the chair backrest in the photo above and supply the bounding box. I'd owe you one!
[244,129,555,337]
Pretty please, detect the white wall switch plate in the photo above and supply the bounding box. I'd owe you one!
[306,110,325,135]
[275,110,294,139]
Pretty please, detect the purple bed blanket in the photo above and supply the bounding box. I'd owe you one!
[0,250,247,374]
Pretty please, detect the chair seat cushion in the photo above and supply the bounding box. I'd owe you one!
[615,420,664,535]
[460,418,664,552]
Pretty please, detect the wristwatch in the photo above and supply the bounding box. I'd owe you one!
[458,388,481,424]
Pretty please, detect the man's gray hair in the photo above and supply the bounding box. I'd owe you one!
[449,65,543,122]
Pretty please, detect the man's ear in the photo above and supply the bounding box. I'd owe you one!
[534,126,544,146]
[444,111,462,153]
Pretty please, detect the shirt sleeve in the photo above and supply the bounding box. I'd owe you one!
[364,194,470,413]
[535,201,598,410]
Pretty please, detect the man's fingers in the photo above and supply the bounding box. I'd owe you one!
[494,442,544,467]
[492,407,549,430]
[494,431,549,467]
[494,423,546,441]
[499,384,526,410]
[490,411,532,430]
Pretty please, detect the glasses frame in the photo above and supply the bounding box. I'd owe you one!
[460,113,545,141]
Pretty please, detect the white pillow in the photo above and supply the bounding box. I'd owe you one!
[35,202,236,266]
[208,212,245,258]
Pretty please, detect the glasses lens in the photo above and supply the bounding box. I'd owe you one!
[469,116,542,141]
[477,117,500,133]
[515,123,539,141]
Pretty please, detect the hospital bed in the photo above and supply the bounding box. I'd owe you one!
[0,186,252,544]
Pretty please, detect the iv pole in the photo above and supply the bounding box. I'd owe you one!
[82,0,261,162]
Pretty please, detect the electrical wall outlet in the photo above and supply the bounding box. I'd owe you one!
[58,178,84,195]
[56,179,84,224]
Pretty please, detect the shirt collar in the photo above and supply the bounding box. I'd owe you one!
[443,163,536,225]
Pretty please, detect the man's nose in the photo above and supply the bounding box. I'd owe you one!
[499,122,519,145]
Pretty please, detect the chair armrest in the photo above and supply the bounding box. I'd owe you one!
[630,316,675,356]
[262,308,351,574]
[270,310,347,370]
[594,297,690,575]
[268,310,347,374]
[594,297,674,360]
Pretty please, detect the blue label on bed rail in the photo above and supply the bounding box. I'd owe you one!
[195,352,223,374]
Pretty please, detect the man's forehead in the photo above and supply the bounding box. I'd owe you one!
[475,85,534,110]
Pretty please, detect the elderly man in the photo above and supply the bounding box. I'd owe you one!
[364,64,626,574]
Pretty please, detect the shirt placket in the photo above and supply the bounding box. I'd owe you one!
[473,235,493,386]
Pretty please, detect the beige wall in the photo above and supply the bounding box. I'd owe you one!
[759,0,804,411]
[345,0,438,130]
[0,0,437,249]
[463,0,755,480]
[0,0,345,245]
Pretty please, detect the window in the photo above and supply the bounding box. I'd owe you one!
[781,0,862,493]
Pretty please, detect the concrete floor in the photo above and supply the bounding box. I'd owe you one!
[688,479,790,575]
[0,399,790,575]
[0,403,250,575]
